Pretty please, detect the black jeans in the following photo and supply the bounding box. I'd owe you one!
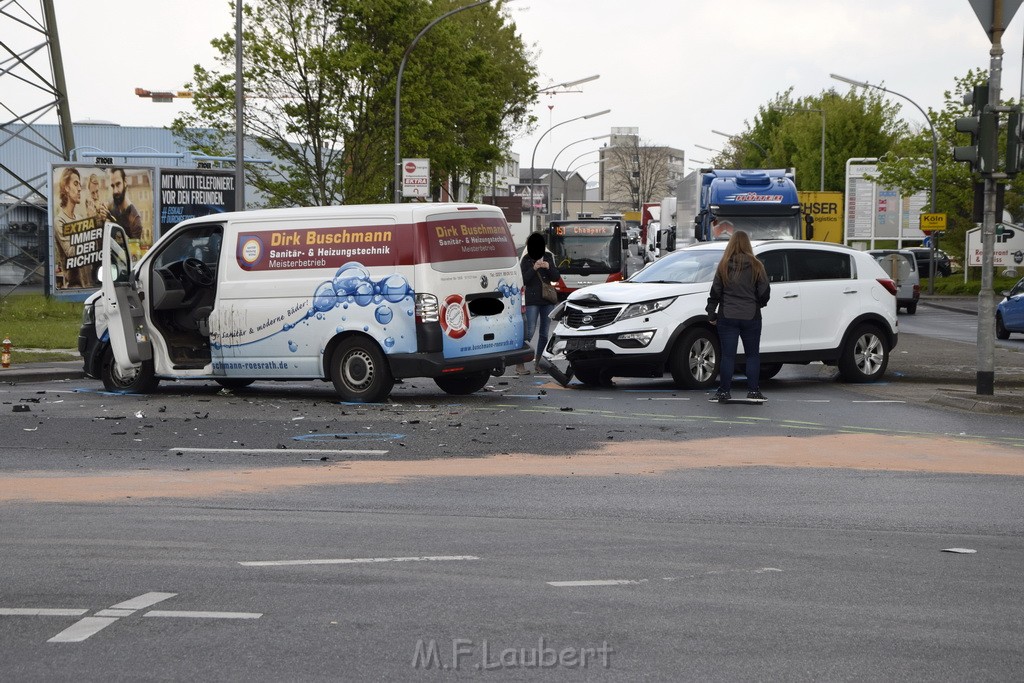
[717,316,762,393]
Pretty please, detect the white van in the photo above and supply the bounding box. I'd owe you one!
[78,204,533,402]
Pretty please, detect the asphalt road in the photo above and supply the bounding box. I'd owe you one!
[2,346,1023,680]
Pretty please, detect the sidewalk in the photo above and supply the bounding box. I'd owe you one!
[3,297,1022,415]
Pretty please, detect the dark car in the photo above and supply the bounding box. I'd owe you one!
[908,247,951,277]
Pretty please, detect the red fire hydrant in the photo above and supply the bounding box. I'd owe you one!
[1,335,11,368]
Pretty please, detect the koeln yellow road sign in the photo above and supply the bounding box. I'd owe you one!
[919,212,947,233]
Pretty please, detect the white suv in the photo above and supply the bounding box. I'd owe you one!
[542,241,898,389]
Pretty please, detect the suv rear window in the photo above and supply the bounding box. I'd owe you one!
[759,249,852,282]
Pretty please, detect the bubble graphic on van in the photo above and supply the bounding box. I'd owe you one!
[313,281,338,312]
[332,263,370,295]
[384,336,395,348]
[288,340,298,352]
[381,274,410,302]
[354,281,374,306]
[375,305,393,325]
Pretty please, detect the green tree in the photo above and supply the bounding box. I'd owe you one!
[715,88,903,193]
[171,0,536,207]
[872,68,1024,261]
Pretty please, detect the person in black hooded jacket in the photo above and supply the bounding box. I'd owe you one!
[515,232,560,375]
[705,230,771,402]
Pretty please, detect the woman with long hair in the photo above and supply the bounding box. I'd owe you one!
[705,230,771,402]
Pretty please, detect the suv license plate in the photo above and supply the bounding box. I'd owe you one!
[565,338,596,351]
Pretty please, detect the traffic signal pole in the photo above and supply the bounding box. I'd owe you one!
[978,31,1003,396]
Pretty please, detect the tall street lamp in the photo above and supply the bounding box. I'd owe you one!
[550,133,611,215]
[712,129,767,158]
[538,74,600,94]
[831,72,940,292]
[771,105,826,191]
[529,109,611,231]
[394,0,495,204]
[695,144,722,154]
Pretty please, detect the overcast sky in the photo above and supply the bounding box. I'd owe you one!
[25,0,1024,180]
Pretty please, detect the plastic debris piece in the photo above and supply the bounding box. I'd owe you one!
[941,548,977,554]
[12,404,30,412]
[135,410,145,418]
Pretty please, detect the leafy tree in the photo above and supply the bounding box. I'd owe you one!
[715,88,903,193]
[172,0,536,207]
[872,68,1024,261]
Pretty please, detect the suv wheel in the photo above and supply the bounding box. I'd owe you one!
[574,366,613,387]
[838,324,889,383]
[670,327,719,390]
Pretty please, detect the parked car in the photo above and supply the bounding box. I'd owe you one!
[542,241,899,389]
[996,276,1024,339]
[908,247,952,278]
[868,249,921,314]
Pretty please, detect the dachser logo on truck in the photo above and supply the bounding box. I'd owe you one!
[729,193,783,203]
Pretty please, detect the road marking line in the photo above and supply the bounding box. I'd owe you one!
[144,610,261,619]
[108,592,177,611]
[851,400,906,403]
[169,447,387,456]
[47,617,119,643]
[94,609,135,617]
[240,554,479,567]
[547,579,644,587]
[0,608,87,616]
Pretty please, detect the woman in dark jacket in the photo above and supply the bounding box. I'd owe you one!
[516,232,560,375]
[706,230,771,402]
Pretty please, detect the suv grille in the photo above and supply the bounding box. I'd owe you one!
[564,305,622,329]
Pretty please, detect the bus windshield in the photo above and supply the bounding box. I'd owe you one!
[547,223,622,274]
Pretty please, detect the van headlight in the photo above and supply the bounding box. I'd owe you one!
[620,297,676,320]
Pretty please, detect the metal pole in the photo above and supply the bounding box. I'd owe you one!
[818,110,825,191]
[529,109,610,232]
[978,19,1004,396]
[235,0,244,210]
[394,0,494,204]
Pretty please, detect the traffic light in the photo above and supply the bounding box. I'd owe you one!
[953,82,998,174]
[1006,107,1024,176]
[953,111,998,173]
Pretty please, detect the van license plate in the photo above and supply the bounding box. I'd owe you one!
[565,338,596,351]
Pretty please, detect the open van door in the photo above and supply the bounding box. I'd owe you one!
[98,221,152,375]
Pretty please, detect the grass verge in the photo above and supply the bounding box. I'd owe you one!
[1,294,82,363]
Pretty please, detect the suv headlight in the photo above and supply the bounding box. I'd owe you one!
[620,297,676,320]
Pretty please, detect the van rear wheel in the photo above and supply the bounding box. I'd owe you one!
[330,338,394,403]
[434,370,490,395]
[100,346,159,393]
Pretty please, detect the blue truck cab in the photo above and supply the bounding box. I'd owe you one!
[694,169,813,241]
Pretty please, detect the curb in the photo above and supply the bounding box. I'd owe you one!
[929,389,1024,416]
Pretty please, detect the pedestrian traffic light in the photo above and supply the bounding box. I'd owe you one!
[1006,107,1024,176]
[953,110,998,174]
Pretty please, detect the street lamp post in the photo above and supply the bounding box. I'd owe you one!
[695,144,721,154]
[771,106,826,191]
[711,129,767,159]
[550,133,611,217]
[394,0,495,204]
[831,73,940,292]
[529,109,611,231]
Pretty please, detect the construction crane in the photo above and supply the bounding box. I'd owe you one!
[135,87,193,103]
